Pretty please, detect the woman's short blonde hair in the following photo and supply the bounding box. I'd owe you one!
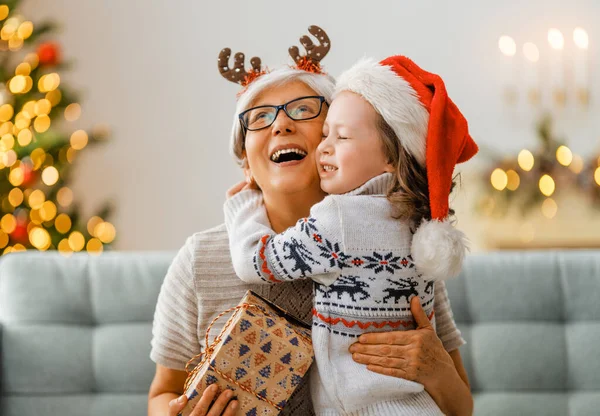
[230,67,335,167]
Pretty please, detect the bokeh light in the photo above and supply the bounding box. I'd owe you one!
[506,169,520,191]
[539,174,556,197]
[57,187,73,207]
[541,198,558,219]
[491,168,508,191]
[55,213,72,234]
[518,149,535,171]
[556,145,573,166]
[498,36,516,56]
[64,103,81,121]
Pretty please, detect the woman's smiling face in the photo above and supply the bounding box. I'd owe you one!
[243,81,327,197]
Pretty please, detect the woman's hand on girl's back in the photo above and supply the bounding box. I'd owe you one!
[348,295,456,390]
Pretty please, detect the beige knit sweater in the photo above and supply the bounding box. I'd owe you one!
[150,224,466,415]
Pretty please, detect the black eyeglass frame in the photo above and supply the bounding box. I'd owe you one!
[238,95,329,135]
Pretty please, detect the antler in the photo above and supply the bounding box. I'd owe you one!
[289,25,331,65]
[218,48,263,86]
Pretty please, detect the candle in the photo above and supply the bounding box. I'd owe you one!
[547,28,565,106]
[522,42,540,105]
[499,35,517,104]
[573,27,589,105]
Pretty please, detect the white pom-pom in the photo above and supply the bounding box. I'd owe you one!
[411,219,469,282]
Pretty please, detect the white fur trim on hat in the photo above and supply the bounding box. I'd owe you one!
[334,58,429,166]
[411,219,469,281]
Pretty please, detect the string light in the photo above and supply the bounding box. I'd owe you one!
[0,5,9,21]
[15,62,31,76]
[46,89,62,106]
[39,201,57,221]
[86,238,103,255]
[498,36,516,56]
[9,75,27,93]
[8,166,24,186]
[518,149,535,171]
[8,188,23,206]
[64,103,81,121]
[34,114,51,132]
[506,169,520,191]
[0,230,8,248]
[523,43,540,62]
[87,216,103,236]
[42,166,59,186]
[57,187,73,207]
[95,221,116,244]
[0,104,14,122]
[58,238,73,256]
[491,168,508,191]
[556,145,573,166]
[541,198,558,219]
[17,129,32,146]
[68,231,85,251]
[70,130,88,150]
[55,214,72,234]
[595,167,600,186]
[573,27,589,50]
[548,28,565,50]
[28,189,45,209]
[17,21,34,40]
[1,213,16,233]
[29,227,51,250]
[539,174,556,197]
[34,99,52,116]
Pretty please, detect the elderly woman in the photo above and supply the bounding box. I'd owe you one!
[147,26,472,416]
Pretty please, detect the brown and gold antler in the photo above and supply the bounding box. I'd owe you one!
[289,25,331,68]
[218,48,264,86]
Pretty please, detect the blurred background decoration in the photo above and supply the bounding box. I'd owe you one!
[0,0,115,256]
[471,26,600,250]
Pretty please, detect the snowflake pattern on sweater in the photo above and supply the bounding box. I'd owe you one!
[225,173,437,339]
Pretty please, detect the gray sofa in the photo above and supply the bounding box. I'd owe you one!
[1,250,599,415]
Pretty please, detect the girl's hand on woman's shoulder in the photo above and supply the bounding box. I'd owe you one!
[226,181,249,199]
[226,177,258,199]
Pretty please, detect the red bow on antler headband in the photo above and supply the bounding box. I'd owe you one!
[218,25,331,92]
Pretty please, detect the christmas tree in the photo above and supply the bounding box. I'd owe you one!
[0,1,115,255]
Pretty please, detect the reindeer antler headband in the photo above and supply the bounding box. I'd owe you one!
[218,25,331,93]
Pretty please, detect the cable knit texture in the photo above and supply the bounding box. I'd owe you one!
[151,210,465,415]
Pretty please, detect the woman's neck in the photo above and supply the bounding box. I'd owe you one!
[263,187,326,233]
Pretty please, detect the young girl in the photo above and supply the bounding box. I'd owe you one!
[225,55,478,415]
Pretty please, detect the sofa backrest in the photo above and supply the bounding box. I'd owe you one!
[0,251,174,416]
[1,250,599,416]
[446,250,600,416]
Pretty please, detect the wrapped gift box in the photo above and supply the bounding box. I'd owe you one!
[180,290,314,416]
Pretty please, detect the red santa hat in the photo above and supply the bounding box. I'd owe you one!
[335,56,479,281]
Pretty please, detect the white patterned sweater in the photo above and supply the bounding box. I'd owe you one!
[224,173,464,415]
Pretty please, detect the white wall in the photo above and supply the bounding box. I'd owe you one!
[20,0,600,250]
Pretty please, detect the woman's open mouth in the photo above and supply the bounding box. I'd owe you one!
[269,148,308,166]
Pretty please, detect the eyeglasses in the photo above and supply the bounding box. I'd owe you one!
[239,96,328,133]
